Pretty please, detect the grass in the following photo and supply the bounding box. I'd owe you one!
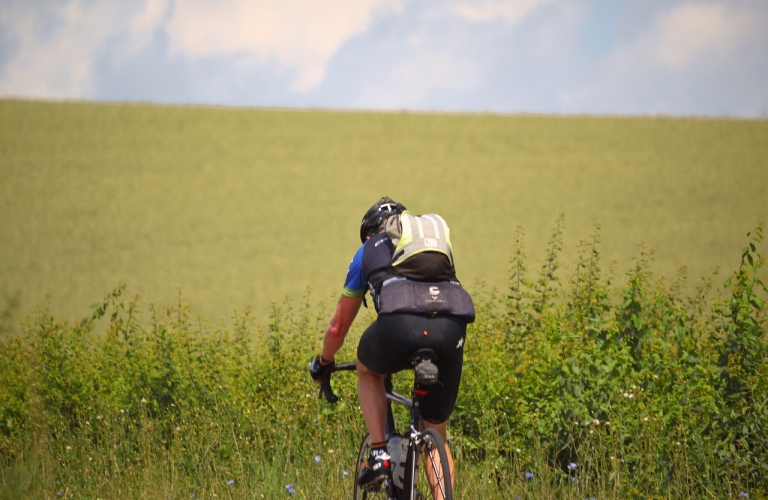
[1,99,767,328]
[1,221,766,499]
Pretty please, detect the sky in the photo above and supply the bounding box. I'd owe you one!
[1,0,767,117]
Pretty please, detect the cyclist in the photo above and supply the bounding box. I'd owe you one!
[309,197,469,490]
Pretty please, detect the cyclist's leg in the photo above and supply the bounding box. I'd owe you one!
[418,315,466,494]
[423,419,455,493]
[357,315,420,443]
[357,359,387,444]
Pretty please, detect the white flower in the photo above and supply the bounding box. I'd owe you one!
[516,448,521,453]
[643,417,649,422]
[140,398,147,404]
[593,419,600,425]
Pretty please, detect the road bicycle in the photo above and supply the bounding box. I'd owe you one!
[318,348,453,500]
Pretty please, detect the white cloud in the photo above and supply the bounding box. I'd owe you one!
[165,0,402,91]
[655,3,755,70]
[0,1,167,98]
[608,1,761,77]
[452,0,551,25]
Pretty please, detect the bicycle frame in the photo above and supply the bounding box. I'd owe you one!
[320,350,450,500]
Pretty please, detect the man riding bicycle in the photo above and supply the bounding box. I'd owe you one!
[309,197,473,491]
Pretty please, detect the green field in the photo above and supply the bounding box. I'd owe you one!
[1,99,767,328]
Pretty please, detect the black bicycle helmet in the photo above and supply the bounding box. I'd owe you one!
[359,197,407,243]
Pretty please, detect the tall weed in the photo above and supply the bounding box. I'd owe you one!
[1,222,766,499]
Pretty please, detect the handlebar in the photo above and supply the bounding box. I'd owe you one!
[318,361,357,403]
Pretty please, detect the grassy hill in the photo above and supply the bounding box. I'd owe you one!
[1,99,766,328]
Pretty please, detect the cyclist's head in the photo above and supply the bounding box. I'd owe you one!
[359,197,406,243]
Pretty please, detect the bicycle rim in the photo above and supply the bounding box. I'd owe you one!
[353,434,396,500]
[410,429,453,500]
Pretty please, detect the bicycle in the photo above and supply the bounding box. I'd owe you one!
[318,348,453,500]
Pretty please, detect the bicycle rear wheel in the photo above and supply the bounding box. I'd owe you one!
[353,433,396,500]
[409,428,453,500]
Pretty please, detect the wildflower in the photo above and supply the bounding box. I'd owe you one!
[57,493,63,497]
[525,472,534,479]
[227,479,234,486]
[343,470,349,476]
[285,484,296,494]
[593,419,600,425]
[516,448,521,453]
[568,462,577,470]
[176,427,181,432]
[643,417,649,422]
[140,398,147,404]
[66,445,72,452]
[120,409,124,413]
[740,493,748,498]
[628,394,634,399]
[329,449,334,454]
[571,477,579,484]
[190,495,195,499]
[314,455,321,463]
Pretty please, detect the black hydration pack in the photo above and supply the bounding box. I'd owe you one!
[373,212,475,323]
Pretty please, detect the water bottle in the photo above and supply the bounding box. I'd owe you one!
[387,434,407,489]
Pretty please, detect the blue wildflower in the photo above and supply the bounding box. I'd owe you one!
[227,479,234,486]
[285,484,296,494]
[571,477,579,484]
[568,462,577,470]
[525,472,534,479]
[314,455,321,463]
[343,470,349,476]
[740,493,748,498]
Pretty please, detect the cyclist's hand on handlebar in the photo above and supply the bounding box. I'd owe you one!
[309,355,335,383]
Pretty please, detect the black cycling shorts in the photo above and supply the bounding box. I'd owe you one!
[357,313,467,424]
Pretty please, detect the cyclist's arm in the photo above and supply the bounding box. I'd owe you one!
[322,295,363,361]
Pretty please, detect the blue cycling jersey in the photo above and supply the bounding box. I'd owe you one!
[342,243,366,298]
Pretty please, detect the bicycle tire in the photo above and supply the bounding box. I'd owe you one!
[407,428,453,500]
[353,433,396,500]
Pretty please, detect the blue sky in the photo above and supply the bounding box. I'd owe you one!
[1,0,766,116]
